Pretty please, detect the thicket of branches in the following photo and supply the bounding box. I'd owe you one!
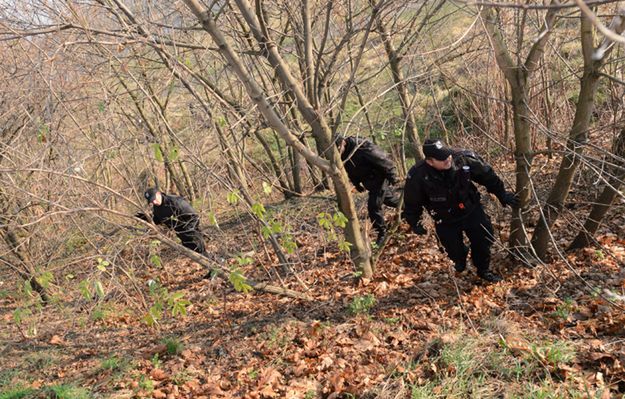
[0,0,624,309]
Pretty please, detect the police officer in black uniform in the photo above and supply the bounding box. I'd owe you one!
[136,187,207,255]
[403,139,518,283]
[336,136,400,246]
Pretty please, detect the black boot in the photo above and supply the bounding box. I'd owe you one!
[477,270,502,283]
[454,245,470,272]
[375,230,386,247]
[454,261,466,273]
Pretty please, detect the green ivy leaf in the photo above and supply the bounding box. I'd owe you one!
[282,236,297,254]
[169,291,185,302]
[23,280,33,297]
[96,257,110,272]
[152,143,164,162]
[150,254,162,268]
[333,212,348,228]
[79,280,91,300]
[228,269,253,294]
[94,281,105,299]
[148,303,163,324]
[207,211,218,227]
[36,272,54,289]
[338,239,352,253]
[262,182,272,195]
[171,296,191,317]
[270,220,283,234]
[227,190,240,205]
[168,146,179,162]
[143,312,157,327]
[235,255,253,266]
[251,202,266,219]
[148,280,159,296]
[13,307,31,324]
[317,213,332,230]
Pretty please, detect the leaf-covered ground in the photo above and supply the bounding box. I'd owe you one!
[1,176,625,398]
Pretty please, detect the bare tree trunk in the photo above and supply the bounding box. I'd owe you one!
[113,68,189,196]
[481,4,559,251]
[541,64,554,159]
[301,136,322,189]
[531,11,625,259]
[569,128,625,249]
[375,16,424,161]
[508,95,534,250]
[289,146,303,195]
[0,190,48,303]
[302,0,315,106]
[254,128,293,197]
[182,0,373,277]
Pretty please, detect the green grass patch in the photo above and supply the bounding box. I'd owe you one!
[137,374,154,393]
[99,355,130,373]
[161,336,184,357]
[90,305,108,322]
[0,289,14,299]
[0,384,92,399]
[0,369,19,389]
[348,294,376,315]
[0,386,35,399]
[24,350,58,370]
[396,323,588,398]
[264,325,290,349]
[172,370,193,386]
[46,384,91,399]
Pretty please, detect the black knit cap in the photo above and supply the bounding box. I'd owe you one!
[144,187,159,203]
[423,138,452,161]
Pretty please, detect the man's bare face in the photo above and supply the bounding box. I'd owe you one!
[426,155,453,171]
[151,192,163,206]
[338,140,346,154]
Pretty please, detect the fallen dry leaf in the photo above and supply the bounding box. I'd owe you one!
[49,335,63,345]
[318,354,334,371]
[503,335,530,356]
[150,368,167,381]
[201,382,225,396]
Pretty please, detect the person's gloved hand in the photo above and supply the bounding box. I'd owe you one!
[134,212,148,221]
[412,224,427,235]
[499,191,520,208]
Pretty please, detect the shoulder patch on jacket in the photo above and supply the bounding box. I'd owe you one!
[454,149,484,163]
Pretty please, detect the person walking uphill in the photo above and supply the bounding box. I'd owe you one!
[136,187,207,256]
[403,139,519,283]
[336,136,400,246]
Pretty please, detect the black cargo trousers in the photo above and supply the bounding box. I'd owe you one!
[367,180,401,234]
[434,205,495,273]
[173,218,206,256]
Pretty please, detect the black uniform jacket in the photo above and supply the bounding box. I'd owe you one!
[140,194,199,232]
[341,137,398,190]
[403,151,506,226]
